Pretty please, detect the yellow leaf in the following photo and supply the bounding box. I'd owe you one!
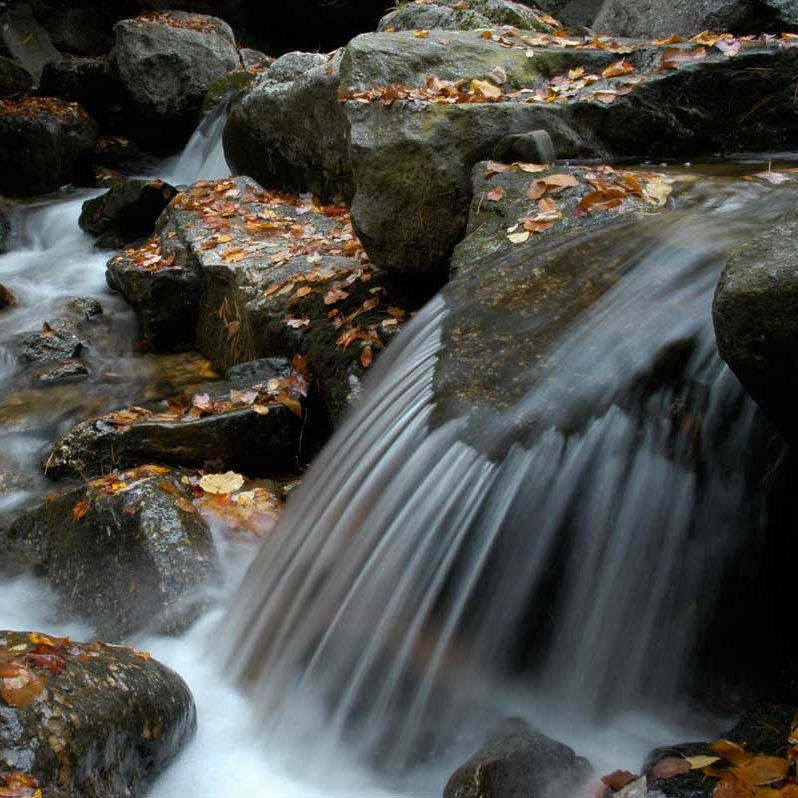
[711,740,753,767]
[687,755,721,770]
[199,472,245,495]
[470,79,502,99]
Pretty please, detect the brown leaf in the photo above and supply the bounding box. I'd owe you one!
[711,740,753,767]
[732,756,789,787]
[660,46,708,71]
[226,319,241,340]
[602,58,635,78]
[485,186,506,202]
[71,498,90,521]
[324,287,350,305]
[601,771,638,791]
[578,187,626,213]
[652,757,691,780]
[360,346,373,369]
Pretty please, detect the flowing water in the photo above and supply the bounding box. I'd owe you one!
[0,108,795,797]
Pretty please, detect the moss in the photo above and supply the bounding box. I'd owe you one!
[202,69,255,115]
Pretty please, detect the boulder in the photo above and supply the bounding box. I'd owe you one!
[0,3,60,86]
[713,205,798,445]
[0,629,196,798]
[106,177,425,422]
[593,0,798,38]
[42,6,115,54]
[1,465,218,639]
[17,326,85,364]
[79,178,178,249]
[535,0,604,26]
[44,357,309,481]
[0,97,98,197]
[377,0,553,33]
[443,718,592,798]
[39,57,120,124]
[0,284,16,309]
[0,55,33,98]
[111,11,241,148]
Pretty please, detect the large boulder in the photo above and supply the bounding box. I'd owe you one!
[593,0,798,38]
[111,11,240,148]
[0,3,60,86]
[0,97,98,197]
[535,0,604,26]
[226,28,798,279]
[79,178,179,249]
[39,57,120,124]
[0,629,195,798]
[443,718,592,798]
[106,177,425,422]
[1,466,217,639]
[713,204,798,445]
[44,357,309,481]
[377,0,553,33]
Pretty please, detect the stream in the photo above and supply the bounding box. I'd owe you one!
[0,110,793,797]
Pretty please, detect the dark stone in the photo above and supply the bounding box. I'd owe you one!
[44,360,307,480]
[2,468,218,639]
[79,178,178,249]
[0,284,16,308]
[0,3,60,86]
[0,98,98,197]
[62,296,103,320]
[18,327,85,364]
[39,57,119,124]
[492,131,556,164]
[239,48,273,74]
[0,54,33,98]
[443,718,592,798]
[0,629,196,798]
[713,206,798,445]
[34,359,90,384]
[43,6,115,54]
[92,135,147,171]
[111,11,240,148]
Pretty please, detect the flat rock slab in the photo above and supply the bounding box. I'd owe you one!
[44,356,310,480]
[106,177,423,422]
[1,466,217,639]
[0,630,195,798]
[0,97,98,197]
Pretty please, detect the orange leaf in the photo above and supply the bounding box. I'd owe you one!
[360,346,373,369]
[602,58,635,79]
[652,757,691,779]
[71,498,90,521]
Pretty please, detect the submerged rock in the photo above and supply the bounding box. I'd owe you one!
[443,718,592,798]
[44,357,308,481]
[111,10,240,147]
[79,178,178,249]
[2,466,217,639]
[0,97,98,197]
[713,205,798,445]
[0,629,196,798]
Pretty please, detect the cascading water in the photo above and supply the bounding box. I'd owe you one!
[167,99,233,186]
[221,181,794,789]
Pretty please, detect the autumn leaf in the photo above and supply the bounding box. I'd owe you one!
[686,755,721,770]
[579,187,627,212]
[660,46,708,71]
[601,771,638,791]
[602,58,635,78]
[360,346,373,368]
[71,498,90,521]
[324,287,350,305]
[156,481,181,497]
[230,389,258,405]
[507,230,530,244]
[199,472,246,495]
[226,319,241,340]
[486,186,505,202]
[651,757,691,779]
[222,248,247,263]
[470,79,502,99]
[711,740,753,767]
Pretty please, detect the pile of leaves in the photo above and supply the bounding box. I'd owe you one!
[478,162,677,244]
[0,96,89,120]
[192,477,283,538]
[134,10,221,33]
[602,714,798,798]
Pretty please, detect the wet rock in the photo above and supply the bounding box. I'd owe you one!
[443,718,592,798]
[0,629,196,797]
[713,206,798,445]
[202,69,255,115]
[0,284,16,309]
[0,55,33,98]
[34,359,90,384]
[377,0,553,33]
[111,11,241,148]
[62,296,103,320]
[39,57,120,124]
[17,326,85,364]
[2,466,217,639]
[106,177,423,422]
[0,97,98,197]
[0,3,60,86]
[79,178,178,249]
[92,135,147,171]
[44,357,308,480]
[593,0,798,38]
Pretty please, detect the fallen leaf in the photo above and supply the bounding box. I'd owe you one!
[601,770,638,791]
[687,755,721,770]
[508,231,531,244]
[199,472,246,495]
[660,46,708,70]
[602,58,635,78]
[486,186,506,201]
[324,287,350,305]
[71,498,90,521]
[652,757,691,779]
[711,740,753,767]
[470,79,502,99]
[360,346,373,368]
[732,756,789,787]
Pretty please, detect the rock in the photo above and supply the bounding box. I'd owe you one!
[267,51,330,83]
[0,97,98,197]
[449,161,679,279]
[2,466,218,639]
[39,57,120,124]
[713,206,798,445]
[111,11,241,148]
[0,55,33,98]
[0,284,16,308]
[106,177,427,422]
[535,0,604,26]
[79,178,178,249]
[92,135,147,171]
[0,3,60,86]
[34,359,90,384]
[62,296,104,320]
[17,326,85,364]
[240,48,273,74]
[443,718,592,798]
[201,68,255,115]
[44,357,308,480]
[0,199,13,254]
[0,629,196,797]
[43,6,115,54]
[377,0,553,33]
[593,0,798,38]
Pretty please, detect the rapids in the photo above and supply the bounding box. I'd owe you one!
[0,106,795,796]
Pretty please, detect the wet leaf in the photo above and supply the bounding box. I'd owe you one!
[660,46,708,70]
[601,770,638,791]
[470,79,502,99]
[602,58,635,78]
[507,231,530,244]
[230,389,258,405]
[732,756,789,787]
[360,346,373,369]
[711,740,754,767]
[71,498,90,521]
[199,472,246,495]
[652,757,691,779]
[324,287,350,305]
[579,187,627,212]
[687,755,721,770]
[251,405,270,415]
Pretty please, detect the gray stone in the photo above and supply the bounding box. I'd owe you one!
[377,0,553,32]
[267,51,329,83]
[2,467,218,639]
[34,358,89,384]
[713,206,798,444]
[0,629,196,798]
[0,3,60,86]
[18,326,85,364]
[111,11,240,147]
[535,0,604,26]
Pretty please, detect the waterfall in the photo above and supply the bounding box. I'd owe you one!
[221,182,794,782]
[168,99,233,186]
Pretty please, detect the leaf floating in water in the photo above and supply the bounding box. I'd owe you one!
[199,472,246,495]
